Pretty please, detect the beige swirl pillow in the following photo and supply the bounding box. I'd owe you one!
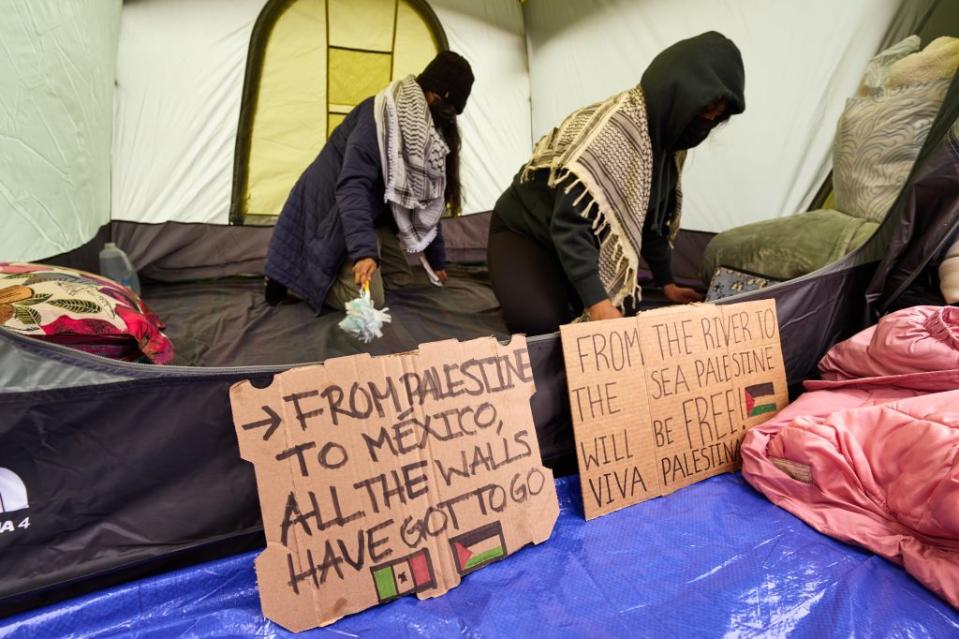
[833,79,949,223]
[857,35,919,97]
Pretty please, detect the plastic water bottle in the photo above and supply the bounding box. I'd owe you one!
[99,242,141,295]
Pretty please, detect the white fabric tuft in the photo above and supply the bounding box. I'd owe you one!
[940,237,959,305]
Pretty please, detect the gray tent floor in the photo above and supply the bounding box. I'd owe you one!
[141,265,510,367]
[142,264,674,368]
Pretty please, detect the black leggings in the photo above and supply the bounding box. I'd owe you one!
[488,214,583,335]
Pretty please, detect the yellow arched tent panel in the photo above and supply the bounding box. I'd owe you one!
[232,0,446,223]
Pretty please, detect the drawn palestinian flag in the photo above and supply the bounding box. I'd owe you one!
[744,383,777,417]
[370,548,436,602]
[450,522,507,576]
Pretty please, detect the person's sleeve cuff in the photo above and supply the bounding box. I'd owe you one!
[649,260,674,287]
[573,273,608,308]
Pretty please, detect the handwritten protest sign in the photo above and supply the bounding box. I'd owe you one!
[230,336,559,631]
[560,300,787,519]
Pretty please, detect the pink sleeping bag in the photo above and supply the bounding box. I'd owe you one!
[742,306,959,607]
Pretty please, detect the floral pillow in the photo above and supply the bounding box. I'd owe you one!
[0,262,173,364]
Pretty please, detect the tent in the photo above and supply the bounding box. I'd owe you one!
[1,0,958,628]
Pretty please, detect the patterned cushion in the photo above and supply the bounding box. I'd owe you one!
[857,35,920,97]
[0,262,173,363]
[705,266,782,302]
[833,79,950,223]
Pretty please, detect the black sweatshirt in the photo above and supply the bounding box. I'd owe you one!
[492,169,674,308]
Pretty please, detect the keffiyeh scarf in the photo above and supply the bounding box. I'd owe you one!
[521,87,683,308]
[374,75,449,255]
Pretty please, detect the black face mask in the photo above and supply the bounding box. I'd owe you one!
[674,115,715,150]
[429,98,456,127]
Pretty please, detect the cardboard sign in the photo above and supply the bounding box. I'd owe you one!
[230,336,559,631]
[560,300,787,519]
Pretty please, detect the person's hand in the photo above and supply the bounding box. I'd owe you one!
[434,269,449,284]
[663,283,703,304]
[353,258,378,286]
[586,299,623,322]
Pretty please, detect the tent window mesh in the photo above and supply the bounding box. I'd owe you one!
[328,48,393,106]
[231,0,447,224]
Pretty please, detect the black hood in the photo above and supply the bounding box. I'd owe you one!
[640,32,745,225]
[641,31,745,152]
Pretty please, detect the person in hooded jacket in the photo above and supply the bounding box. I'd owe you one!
[264,51,474,313]
[488,32,746,335]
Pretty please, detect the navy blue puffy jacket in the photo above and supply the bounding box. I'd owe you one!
[265,97,446,313]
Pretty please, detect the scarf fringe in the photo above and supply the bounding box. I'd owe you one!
[520,88,654,309]
[553,173,643,308]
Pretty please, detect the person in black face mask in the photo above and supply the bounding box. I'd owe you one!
[487,32,745,335]
[264,51,473,313]
[676,109,724,150]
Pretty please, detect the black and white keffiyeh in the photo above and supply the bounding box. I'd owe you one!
[521,87,684,309]
[374,75,449,255]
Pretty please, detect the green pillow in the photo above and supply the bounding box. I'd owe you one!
[702,209,877,283]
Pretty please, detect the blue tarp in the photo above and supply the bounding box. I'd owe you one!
[2,474,957,638]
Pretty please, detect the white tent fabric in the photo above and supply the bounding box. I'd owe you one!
[112,0,530,224]
[111,0,263,226]
[523,0,901,233]
[4,0,922,258]
[432,1,531,215]
[0,1,121,263]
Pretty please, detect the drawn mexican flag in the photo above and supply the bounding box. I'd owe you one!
[371,548,435,602]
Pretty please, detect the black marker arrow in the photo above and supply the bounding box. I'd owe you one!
[241,406,282,441]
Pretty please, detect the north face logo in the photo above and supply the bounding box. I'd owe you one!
[0,467,28,513]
